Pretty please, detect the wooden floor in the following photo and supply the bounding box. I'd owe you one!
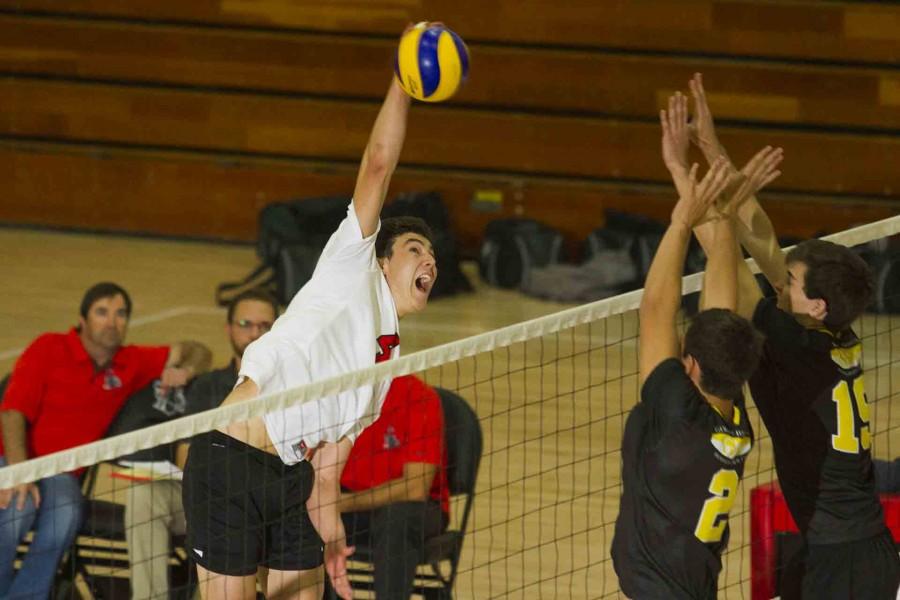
[1,227,898,599]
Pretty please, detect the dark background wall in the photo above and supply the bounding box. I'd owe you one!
[0,0,898,256]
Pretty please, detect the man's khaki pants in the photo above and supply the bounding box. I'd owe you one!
[125,480,186,600]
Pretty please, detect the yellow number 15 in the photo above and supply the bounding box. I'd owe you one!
[832,377,870,454]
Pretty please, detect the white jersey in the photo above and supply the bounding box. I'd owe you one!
[239,201,400,465]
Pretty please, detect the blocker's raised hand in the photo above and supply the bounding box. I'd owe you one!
[671,157,732,230]
[719,146,783,217]
[661,91,691,175]
[688,73,729,166]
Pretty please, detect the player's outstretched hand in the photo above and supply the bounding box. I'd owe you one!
[325,538,356,599]
[661,91,691,176]
[688,73,729,166]
[719,146,783,216]
[671,157,732,229]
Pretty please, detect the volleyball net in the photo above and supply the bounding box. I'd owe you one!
[1,215,899,599]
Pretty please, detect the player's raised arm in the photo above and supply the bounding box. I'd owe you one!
[688,73,731,169]
[700,146,782,318]
[659,90,744,316]
[731,178,787,294]
[352,76,412,238]
[689,73,788,293]
[701,218,738,312]
[660,91,693,200]
[639,155,730,385]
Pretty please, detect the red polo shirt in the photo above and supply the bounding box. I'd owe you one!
[341,375,450,514]
[0,328,169,459]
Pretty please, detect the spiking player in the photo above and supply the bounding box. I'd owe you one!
[182,65,438,599]
[611,102,770,598]
[688,72,900,599]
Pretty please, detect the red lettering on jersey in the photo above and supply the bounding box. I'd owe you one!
[376,334,400,363]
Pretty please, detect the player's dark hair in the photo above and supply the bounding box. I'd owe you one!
[785,239,874,332]
[683,308,764,400]
[376,216,435,259]
[80,282,132,319]
[226,288,280,323]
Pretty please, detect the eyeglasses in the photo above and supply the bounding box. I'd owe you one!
[232,319,273,333]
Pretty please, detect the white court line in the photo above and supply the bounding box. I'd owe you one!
[0,305,224,362]
[130,305,222,326]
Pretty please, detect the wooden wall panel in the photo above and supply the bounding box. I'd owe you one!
[0,3,897,247]
[1,143,894,256]
[2,0,897,64]
[2,79,899,198]
[1,16,899,130]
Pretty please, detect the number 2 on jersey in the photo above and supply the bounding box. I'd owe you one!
[831,376,870,453]
[694,469,739,544]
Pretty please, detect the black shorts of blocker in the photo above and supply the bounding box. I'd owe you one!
[781,529,900,600]
[183,430,323,576]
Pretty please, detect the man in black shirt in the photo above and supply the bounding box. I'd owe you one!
[688,72,900,599]
[611,101,766,599]
[125,289,279,600]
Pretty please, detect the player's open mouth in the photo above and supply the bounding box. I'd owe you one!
[415,273,433,294]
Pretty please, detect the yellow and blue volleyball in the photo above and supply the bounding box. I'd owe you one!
[395,23,469,103]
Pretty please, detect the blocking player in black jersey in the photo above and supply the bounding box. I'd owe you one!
[610,107,766,598]
[688,72,900,599]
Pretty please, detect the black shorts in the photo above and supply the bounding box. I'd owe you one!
[790,529,900,600]
[183,430,323,576]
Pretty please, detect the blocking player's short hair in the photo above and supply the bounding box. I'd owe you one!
[226,288,280,323]
[683,308,764,400]
[376,216,435,259]
[786,239,874,332]
[80,282,132,319]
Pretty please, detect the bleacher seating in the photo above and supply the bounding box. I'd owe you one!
[0,0,896,255]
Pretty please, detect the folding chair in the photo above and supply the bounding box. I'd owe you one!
[344,388,483,599]
[749,481,900,599]
[53,466,195,600]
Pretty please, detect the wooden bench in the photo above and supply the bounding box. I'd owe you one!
[0,1,897,248]
[2,0,898,64]
[1,15,899,130]
[2,78,899,197]
[1,141,894,255]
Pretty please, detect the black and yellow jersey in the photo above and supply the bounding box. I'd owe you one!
[749,297,884,545]
[612,359,753,599]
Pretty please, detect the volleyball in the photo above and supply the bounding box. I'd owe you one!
[395,22,469,102]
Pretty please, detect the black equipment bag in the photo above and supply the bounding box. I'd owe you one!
[870,252,900,314]
[583,228,643,293]
[216,196,349,306]
[584,210,713,313]
[856,239,900,315]
[479,218,564,289]
[591,210,668,281]
[382,191,472,298]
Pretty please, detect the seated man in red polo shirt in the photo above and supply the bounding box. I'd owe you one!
[338,374,449,599]
[0,282,211,600]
